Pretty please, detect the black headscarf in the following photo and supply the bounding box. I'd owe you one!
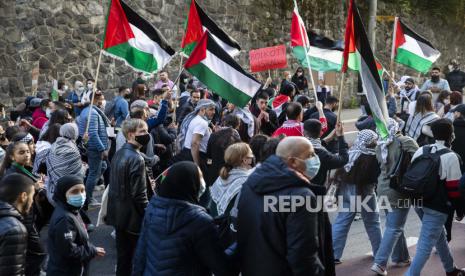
[157,161,201,204]
[53,175,84,210]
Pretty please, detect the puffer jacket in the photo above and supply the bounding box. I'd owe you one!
[132,196,234,276]
[237,155,329,276]
[77,105,109,152]
[0,201,28,276]
[106,143,148,234]
[4,165,47,276]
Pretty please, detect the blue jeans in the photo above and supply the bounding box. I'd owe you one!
[85,150,107,201]
[405,208,455,276]
[374,207,410,266]
[332,184,382,260]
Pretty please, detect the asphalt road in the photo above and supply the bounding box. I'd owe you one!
[69,108,465,275]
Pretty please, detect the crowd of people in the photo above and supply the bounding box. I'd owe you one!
[0,62,464,276]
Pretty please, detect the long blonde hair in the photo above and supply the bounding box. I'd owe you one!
[219,142,252,180]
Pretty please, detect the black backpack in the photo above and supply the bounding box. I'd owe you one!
[398,146,450,200]
[389,138,413,191]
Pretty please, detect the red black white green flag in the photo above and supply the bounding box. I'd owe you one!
[342,0,389,138]
[391,17,441,73]
[181,0,241,57]
[184,32,261,108]
[102,0,175,73]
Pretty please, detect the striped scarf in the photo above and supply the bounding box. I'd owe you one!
[405,112,439,140]
[46,137,83,204]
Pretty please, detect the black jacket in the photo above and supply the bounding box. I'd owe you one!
[312,136,349,186]
[206,127,241,186]
[306,108,338,152]
[132,196,234,276]
[291,75,309,92]
[107,143,148,234]
[452,117,465,171]
[177,101,195,125]
[4,166,46,276]
[0,201,28,276]
[151,123,177,172]
[47,203,97,276]
[237,155,328,276]
[446,69,465,92]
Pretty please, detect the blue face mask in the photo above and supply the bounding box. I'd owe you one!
[67,193,86,208]
[305,155,321,179]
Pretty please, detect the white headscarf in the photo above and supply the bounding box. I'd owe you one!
[344,129,378,172]
[377,118,400,164]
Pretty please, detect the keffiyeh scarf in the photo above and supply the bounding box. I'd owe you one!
[344,129,378,172]
[377,118,400,164]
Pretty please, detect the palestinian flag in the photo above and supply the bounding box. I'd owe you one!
[184,32,261,108]
[271,94,290,117]
[181,0,241,57]
[342,0,389,138]
[392,18,440,73]
[102,0,175,73]
[292,27,345,71]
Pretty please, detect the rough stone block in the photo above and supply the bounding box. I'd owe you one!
[63,53,79,64]
[39,57,53,70]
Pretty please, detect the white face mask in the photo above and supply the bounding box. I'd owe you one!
[46,108,52,119]
[87,83,93,89]
[63,85,69,91]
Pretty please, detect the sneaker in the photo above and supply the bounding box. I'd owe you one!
[111,230,116,240]
[86,223,96,233]
[447,268,465,276]
[88,198,101,208]
[334,259,342,265]
[370,263,387,276]
[392,259,411,267]
[354,213,362,221]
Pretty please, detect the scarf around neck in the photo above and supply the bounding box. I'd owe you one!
[344,129,378,172]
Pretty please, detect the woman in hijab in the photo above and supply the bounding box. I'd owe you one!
[47,175,105,276]
[46,123,84,205]
[133,161,234,276]
[331,129,382,264]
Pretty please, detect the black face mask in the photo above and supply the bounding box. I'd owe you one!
[135,133,150,147]
[431,75,440,82]
[124,94,131,99]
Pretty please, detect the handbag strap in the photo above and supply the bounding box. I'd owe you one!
[229,190,241,218]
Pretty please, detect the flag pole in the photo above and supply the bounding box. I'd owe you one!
[389,17,398,79]
[294,0,318,102]
[84,49,104,137]
[171,53,184,124]
[336,73,346,124]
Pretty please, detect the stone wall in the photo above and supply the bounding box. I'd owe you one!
[1,0,465,106]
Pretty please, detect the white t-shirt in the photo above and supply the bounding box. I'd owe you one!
[183,115,211,153]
